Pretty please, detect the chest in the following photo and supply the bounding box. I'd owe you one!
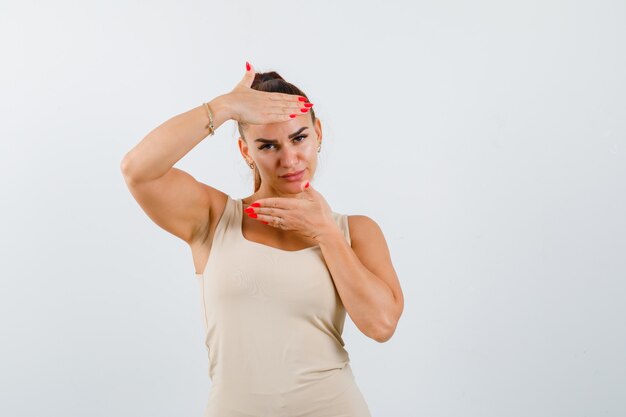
[200,237,341,316]
[191,215,321,275]
[240,215,320,250]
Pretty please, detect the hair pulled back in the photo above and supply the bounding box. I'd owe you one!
[237,71,316,193]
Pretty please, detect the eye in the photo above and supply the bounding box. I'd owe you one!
[258,135,307,151]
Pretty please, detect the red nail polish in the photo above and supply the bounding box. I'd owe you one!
[305,181,310,188]
[298,97,307,102]
[246,61,251,71]
[290,114,296,118]
[304,103,313,107]
[251,202,261,207]
[244,207,254,213]
[247,213,258,218]
[261,221,269,224]
[300,108,309,113]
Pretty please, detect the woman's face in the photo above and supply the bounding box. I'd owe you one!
[239,114,322,195]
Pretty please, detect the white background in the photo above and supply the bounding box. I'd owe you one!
[1,1,625,416]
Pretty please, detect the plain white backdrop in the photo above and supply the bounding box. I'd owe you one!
[1,1,625,416]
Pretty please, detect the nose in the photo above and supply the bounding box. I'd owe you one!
[279,146,299,168]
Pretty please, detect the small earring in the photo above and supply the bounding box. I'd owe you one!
[317,145,321,153]
[246,160,255,169]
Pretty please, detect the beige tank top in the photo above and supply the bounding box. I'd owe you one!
[194,195,371,416]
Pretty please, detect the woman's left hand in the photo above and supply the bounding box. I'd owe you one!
[245,181,340,242]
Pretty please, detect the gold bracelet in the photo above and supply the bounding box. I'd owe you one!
[203,102,215,136]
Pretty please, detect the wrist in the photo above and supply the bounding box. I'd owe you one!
[207,94,234,127]
[314,224,344,244]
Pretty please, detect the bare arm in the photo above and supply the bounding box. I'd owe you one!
[120,97,231,183]
[120,62,309,244]
[119,96,232,244]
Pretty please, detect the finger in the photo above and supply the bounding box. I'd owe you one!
[273,103,314,119]
[261,101,308,113]
[262,93,313,116]
[236,61,256,89]
[251,213,288,230]
[267,92,309,103]
[251,197,295,209]
[250,206,290,218]
[296,181,315,200]
[251,111,303,124]
[267,105,311,117]
[280,100,310,110]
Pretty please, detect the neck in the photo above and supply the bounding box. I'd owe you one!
[243,185,303,204]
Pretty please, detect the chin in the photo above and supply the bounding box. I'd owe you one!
[283,180,307,189]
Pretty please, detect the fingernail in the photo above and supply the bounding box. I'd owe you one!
[244,207,255,213]
[298,97,307,102]
[247,213,258,218]
[251,202,261,207]
[305,181,310,188]
[300,108,309,113]
[246,61,251,71]
[290,114,296,118]
[304,103,314,107]
[261,221,269,224]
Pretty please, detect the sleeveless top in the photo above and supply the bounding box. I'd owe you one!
[194,195,372,417]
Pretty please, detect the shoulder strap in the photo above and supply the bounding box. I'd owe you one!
[331,212,352,247]
[211,194,236,245]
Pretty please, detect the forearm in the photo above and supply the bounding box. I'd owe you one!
[120,94,231,182]
[317,228,396,341]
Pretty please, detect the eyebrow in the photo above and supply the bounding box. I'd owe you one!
[254,127,309,143]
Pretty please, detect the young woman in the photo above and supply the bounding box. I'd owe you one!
[121,61,403,416]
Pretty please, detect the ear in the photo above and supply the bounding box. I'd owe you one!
[238,137,250,160]
[313,117,323,147]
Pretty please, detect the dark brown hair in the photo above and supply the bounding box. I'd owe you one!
[237,71,316,193]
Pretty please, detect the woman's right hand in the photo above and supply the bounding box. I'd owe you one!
[221,62,312,124]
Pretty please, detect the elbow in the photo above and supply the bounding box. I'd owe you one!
[371,307,402,343]
[120,154,139,183]
[371,319,398,343]
[373,328,395,344]
[120,154,132,176]
[372,334,390,343]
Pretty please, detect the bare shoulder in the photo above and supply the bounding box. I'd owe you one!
[347,214,385,248]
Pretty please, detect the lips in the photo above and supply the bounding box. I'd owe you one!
[281,169,305,178]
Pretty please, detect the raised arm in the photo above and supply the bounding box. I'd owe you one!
[120,97,231,244]
[120,62,308,244]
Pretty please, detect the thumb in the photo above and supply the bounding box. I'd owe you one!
[236,61,255,89]
[300,180,312,193]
